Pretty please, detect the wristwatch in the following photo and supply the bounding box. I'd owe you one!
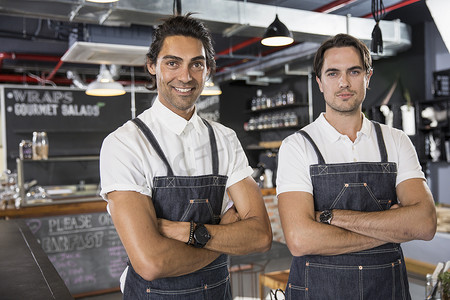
[192,223,211,248]
[319,209,333,224]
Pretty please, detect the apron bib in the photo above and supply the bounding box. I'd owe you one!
[123,117,231,300]
[286,122,411,300]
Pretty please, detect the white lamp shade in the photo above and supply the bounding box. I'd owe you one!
[261,36,294,47]
[86,81,126,96]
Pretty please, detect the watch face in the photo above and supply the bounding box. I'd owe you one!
[320,210,332,224]
[194,225,211,244]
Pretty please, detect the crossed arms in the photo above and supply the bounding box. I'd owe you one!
[108,176,272,281]
[278,178,437,257]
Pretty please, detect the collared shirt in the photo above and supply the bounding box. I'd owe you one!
[100,97,253,213]
[276,113,425,199]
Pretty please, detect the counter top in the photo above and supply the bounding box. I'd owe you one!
[0,219,73,299]
[0,198,106,218]
[261,188,276,196]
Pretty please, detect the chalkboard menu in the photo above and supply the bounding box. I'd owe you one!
[0,85,155,185]
[1,86,131,166]
[25,212,127,295]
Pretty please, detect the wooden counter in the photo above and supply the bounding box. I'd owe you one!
[0,198,107,219]
[261,188,276,196]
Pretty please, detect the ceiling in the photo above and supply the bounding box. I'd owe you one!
[0,0,431,88]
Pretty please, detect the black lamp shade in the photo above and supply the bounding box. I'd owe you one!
[261,14,294,47]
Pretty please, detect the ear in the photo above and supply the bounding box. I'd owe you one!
[147,62,156,75]
[366,68,373,88]
[316,76,324,93]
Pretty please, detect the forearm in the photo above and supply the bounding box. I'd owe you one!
[279,191,384,257]
[205,216,272,255]
[331,204,435,243]
[137,236,220,280]
[284,219,386,256]
[159,216,271,256]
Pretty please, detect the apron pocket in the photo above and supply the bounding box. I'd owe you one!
[286,282,307,300]
[180,198,219,224]
[330,183,389,212]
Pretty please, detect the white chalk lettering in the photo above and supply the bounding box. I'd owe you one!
[11,89,73,104]
[48,215,92,233]
[40,231,104,253]
[14,103,58,116]
[61,104,100,116]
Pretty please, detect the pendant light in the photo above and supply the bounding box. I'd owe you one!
[371,0,385,54]
[261,14,294,47]
[201,78,222,96]
[85,64,126,97]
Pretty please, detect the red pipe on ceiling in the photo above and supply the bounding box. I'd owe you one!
[315,0,358,13]
[45,59,64,81]
[361,0,422,18]
[215,37,262,57]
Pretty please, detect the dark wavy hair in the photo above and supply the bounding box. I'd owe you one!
[313,33,372,79]
[145,13,216,90]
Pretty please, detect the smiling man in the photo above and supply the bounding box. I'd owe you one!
[276,34,436,299]
[99,14,272,300]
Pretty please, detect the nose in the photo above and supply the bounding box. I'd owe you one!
[178,65,192,83]
[338,74,350,88]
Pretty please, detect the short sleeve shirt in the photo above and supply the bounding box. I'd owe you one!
[100,97,253,213]
[276,113,425,203]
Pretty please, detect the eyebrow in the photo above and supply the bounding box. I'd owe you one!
[324,66,363,73]
[161,55,206,62]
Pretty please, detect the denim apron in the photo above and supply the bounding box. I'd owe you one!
[285,122,411,300]
[123,117,231,300]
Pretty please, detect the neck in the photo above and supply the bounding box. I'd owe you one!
[324,111,363,142]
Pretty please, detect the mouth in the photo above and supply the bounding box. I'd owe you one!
[173,87,195,94]
[336,91,354,99]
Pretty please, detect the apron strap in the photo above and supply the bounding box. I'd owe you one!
[131,118,175,177]
[372,121,388,163]
[201,118,219,175]
[298,130,326,164]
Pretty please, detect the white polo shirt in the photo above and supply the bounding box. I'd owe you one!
[276,113,425,200]
[100,97,253,213]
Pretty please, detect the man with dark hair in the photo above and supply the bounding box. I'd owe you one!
[277,33,436,299]
[100,14,272,299]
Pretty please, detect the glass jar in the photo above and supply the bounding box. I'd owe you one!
[32,131,49,160]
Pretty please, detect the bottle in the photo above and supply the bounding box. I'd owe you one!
[19,140,33,160]
[251,97,257,111]
[32,132,41,160]
[287,90,295,104]
[39,132,49,160]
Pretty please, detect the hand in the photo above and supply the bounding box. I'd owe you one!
[158,218,190,243]
[315,211,321,222]
[220,205,240,225]
[390,204,402,209]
